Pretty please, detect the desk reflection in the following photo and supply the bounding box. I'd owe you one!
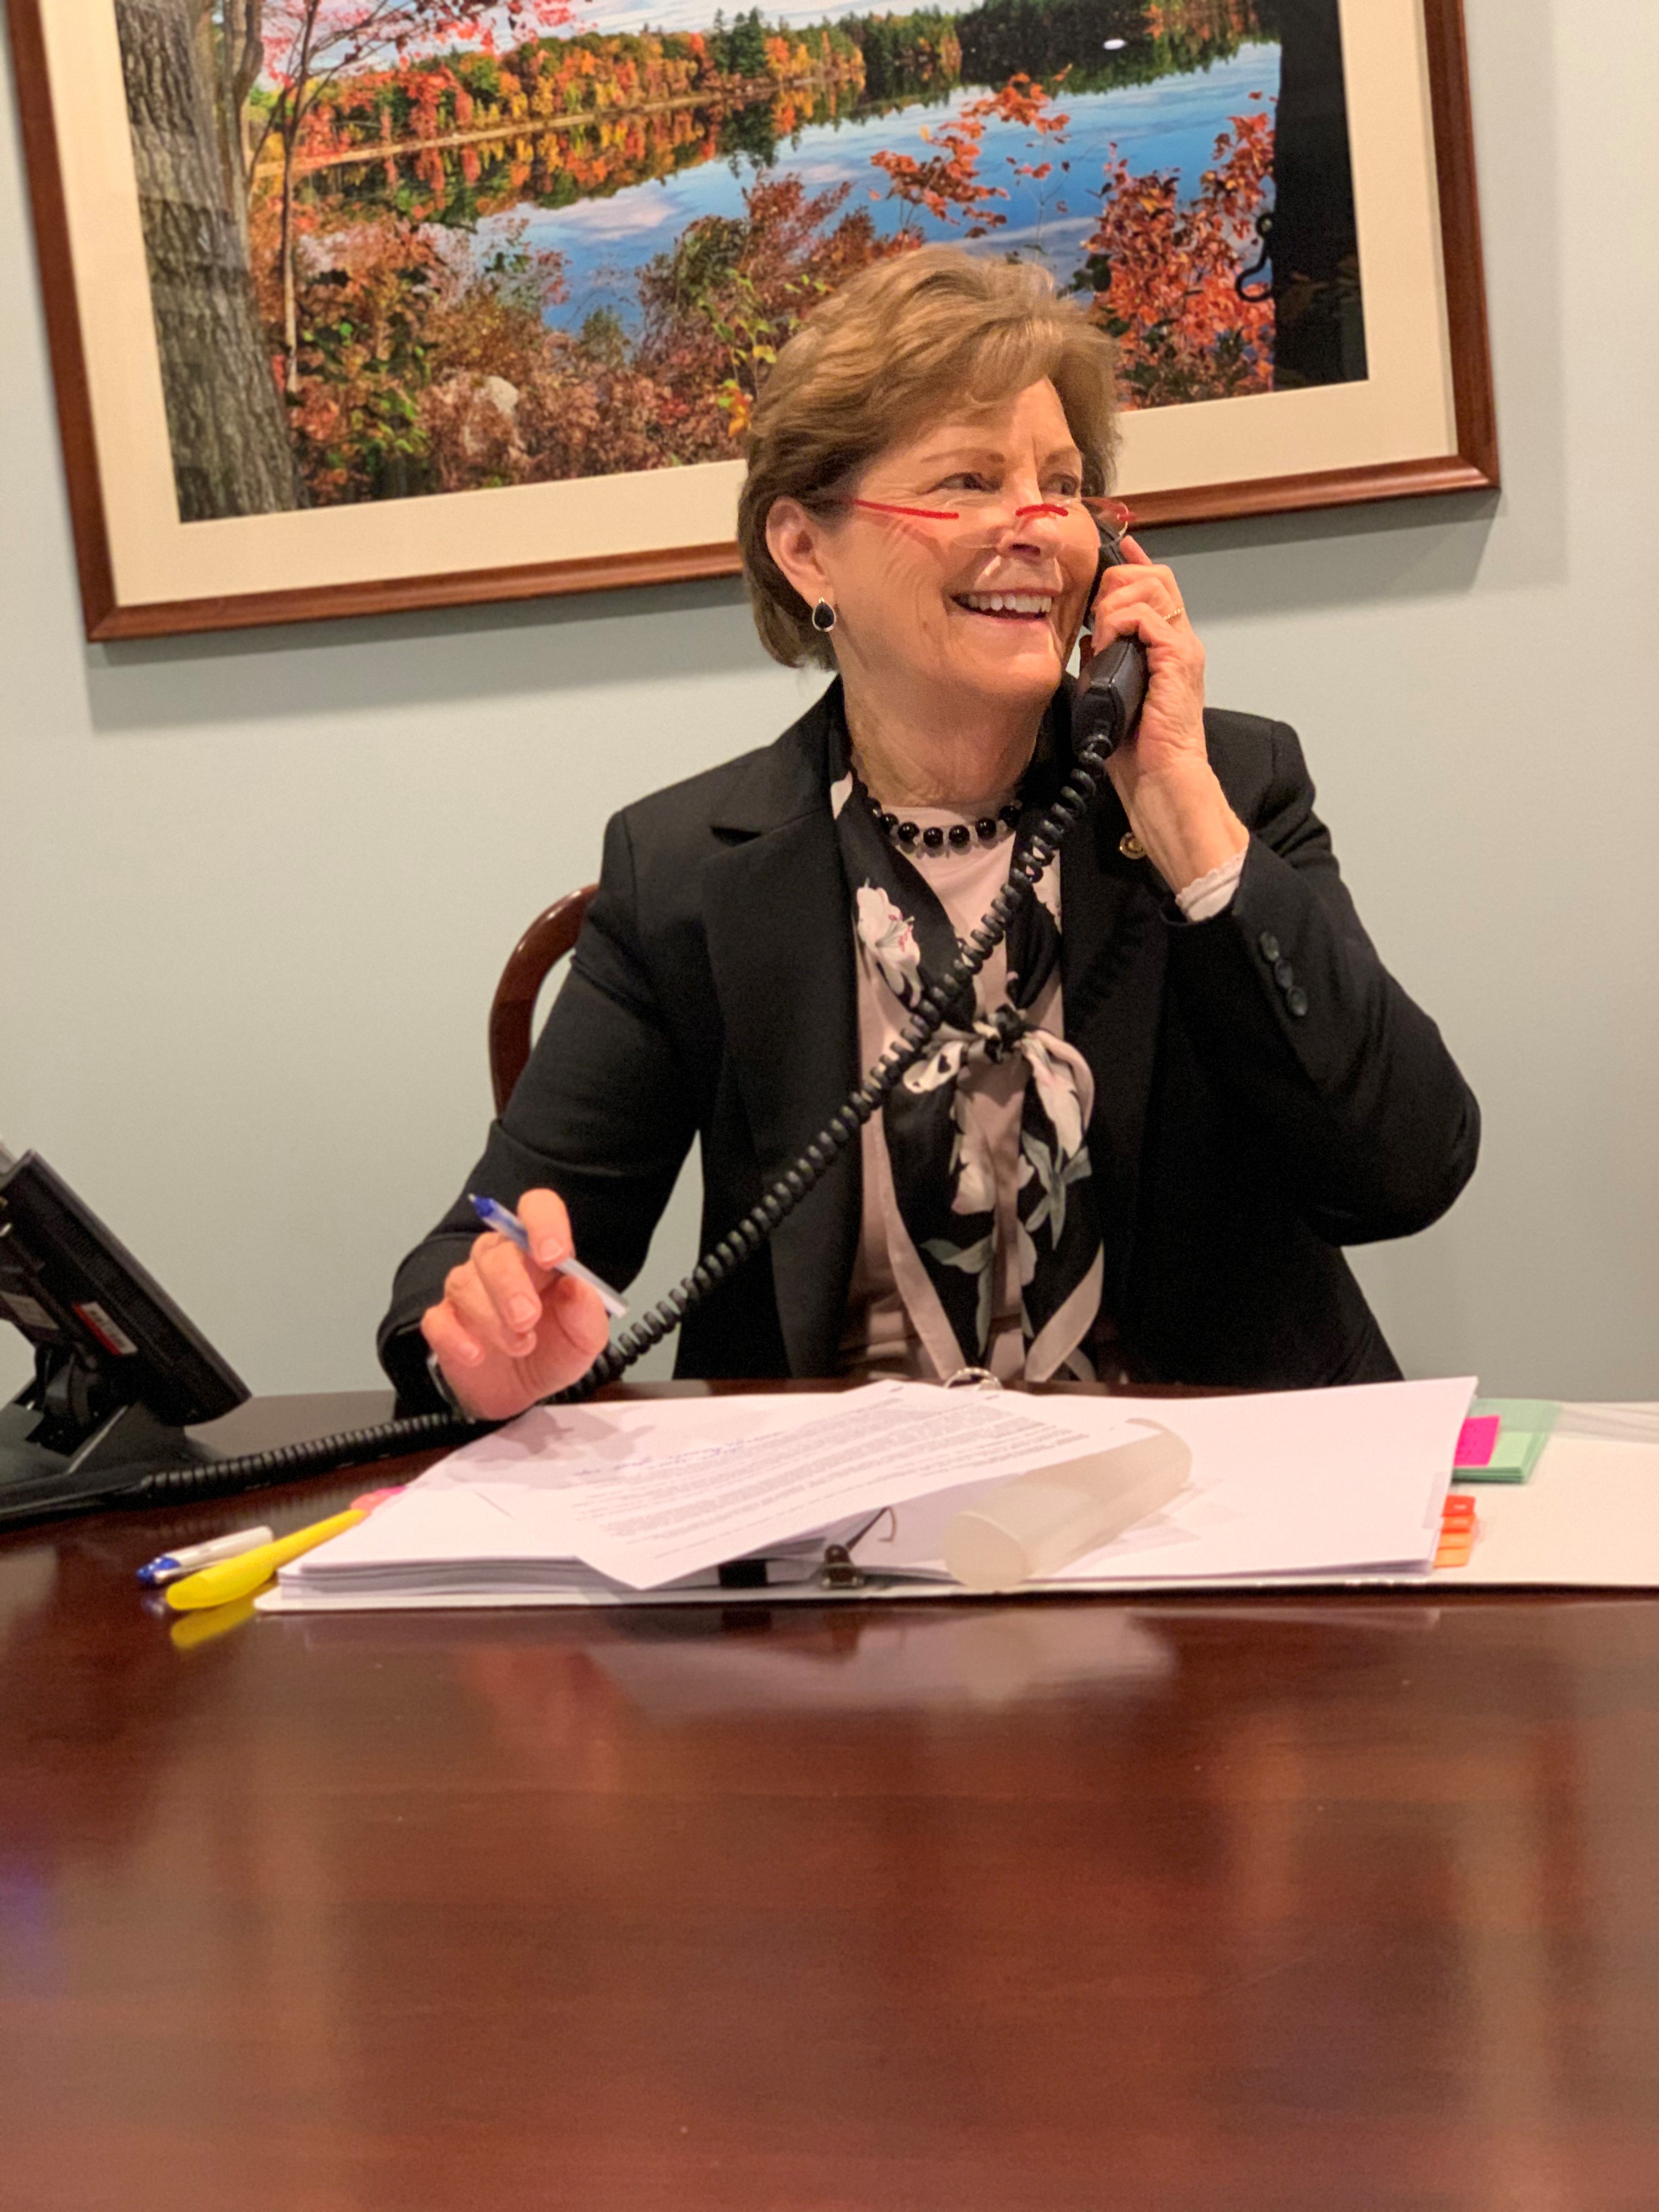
[3,1522,1657,2211]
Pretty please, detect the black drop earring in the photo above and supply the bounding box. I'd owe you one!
[810,599,837,634]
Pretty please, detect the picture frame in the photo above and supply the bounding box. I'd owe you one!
[9,0,1496,641]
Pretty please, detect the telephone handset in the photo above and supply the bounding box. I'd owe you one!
[1074,514,1152,757]
[52,523,1152,1522]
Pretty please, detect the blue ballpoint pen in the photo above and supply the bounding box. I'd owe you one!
[468,1194,629,1319]
[136,1525,275,1587]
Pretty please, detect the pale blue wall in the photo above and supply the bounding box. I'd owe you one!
[3,0,1656,1403]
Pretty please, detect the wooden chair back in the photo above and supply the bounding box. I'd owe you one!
[488,885,597,1116]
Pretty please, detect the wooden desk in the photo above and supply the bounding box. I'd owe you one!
[2,1392,1657,2209]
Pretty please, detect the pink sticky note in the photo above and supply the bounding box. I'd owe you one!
[1455,1415,1500,1469]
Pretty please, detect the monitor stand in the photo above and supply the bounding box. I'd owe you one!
[0,1390,215,1523]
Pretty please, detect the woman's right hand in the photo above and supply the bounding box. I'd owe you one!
[419,1188,611,1420]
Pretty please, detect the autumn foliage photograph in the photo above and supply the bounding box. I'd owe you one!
[116,0,1367,518]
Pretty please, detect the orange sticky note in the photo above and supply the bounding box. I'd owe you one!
[1435,1496,1479,1568]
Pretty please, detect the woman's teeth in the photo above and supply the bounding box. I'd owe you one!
[957,592,1054,619]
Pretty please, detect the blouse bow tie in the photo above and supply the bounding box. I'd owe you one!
[837,778,1106,1380]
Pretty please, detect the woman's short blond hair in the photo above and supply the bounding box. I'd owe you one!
[738,245,1118,670]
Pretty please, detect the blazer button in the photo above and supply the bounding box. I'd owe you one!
[1286,985,1309,1018]
[1258,931,1280,962]
[1274,958,1295,990]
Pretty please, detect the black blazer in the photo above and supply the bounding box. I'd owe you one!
[379,685,1479,1403]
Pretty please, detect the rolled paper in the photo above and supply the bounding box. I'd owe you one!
[944,1423,1193,1592]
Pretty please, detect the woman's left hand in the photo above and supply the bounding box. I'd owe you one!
[1085,535,1247,893]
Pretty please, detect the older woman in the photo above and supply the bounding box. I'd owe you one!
[380,247,1478,1419]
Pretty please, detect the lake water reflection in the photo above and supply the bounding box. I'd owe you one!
[450,42,1281,329]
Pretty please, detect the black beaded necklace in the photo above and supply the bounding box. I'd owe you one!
[861,789,1024,856]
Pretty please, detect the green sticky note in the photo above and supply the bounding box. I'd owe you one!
[1455,1398,1560,1483]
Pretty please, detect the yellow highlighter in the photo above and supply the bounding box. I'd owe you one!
[164,1508,365,1611]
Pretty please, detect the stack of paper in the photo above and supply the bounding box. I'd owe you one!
[268,1376,1476,1613]
[855,1379,1475,1587]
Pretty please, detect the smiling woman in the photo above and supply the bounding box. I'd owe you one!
[739,248,1116,679]
[380,245,1481,1412]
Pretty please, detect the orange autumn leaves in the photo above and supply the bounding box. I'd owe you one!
[279,25,868,180]
[874,79,1275,407]
[1085,95,1276,405]
[252,66,1276,501]
[870,70,1070,238]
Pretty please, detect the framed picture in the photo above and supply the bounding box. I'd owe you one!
[11,0,1496,640]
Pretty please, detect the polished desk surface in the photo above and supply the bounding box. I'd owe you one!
[3,1390,1658,2211]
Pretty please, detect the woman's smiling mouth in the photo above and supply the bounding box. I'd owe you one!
[952,591,1057,620]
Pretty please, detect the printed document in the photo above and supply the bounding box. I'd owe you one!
[291,1383,1139,1596]
[278,1377,1476,1607]
[856,1379,1475,1585]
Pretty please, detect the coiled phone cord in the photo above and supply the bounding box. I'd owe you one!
[104,725,1117,1517]
[109,723,1116,1518]
[554,724,1116,1402]
[109,595,1149,1521]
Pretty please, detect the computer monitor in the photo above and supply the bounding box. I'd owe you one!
[0,1142,250,1521]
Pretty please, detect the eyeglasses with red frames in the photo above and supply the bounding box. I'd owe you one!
[845,494,1134,543]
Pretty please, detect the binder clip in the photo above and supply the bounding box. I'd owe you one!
[817,1542,867,1592]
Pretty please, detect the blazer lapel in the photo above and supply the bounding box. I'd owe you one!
[695,682,1170,1363]
[701,691,862,1376]
[1061,785,1168,1316]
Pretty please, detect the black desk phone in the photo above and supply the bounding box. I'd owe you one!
[0,527,1149,1524]
[0,1144,250,1523]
